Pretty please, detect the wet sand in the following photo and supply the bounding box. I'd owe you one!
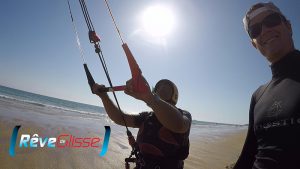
[0,97,246,169]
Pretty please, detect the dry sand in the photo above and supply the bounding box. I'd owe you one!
[0,98,246,169]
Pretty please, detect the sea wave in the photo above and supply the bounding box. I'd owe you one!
[0,94,104,117]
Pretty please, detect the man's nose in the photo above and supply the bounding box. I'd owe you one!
[260,23,276,36]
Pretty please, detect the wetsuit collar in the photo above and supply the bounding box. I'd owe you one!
[271,50,300,78]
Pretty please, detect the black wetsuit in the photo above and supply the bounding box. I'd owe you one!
[234,50,300,169]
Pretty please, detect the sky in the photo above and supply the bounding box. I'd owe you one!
[0,0,299,125]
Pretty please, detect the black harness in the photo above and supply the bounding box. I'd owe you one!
[126,111,190,169]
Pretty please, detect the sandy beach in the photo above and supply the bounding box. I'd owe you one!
[0,97,246,169]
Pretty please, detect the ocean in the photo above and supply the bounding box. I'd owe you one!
[0,85,105,116]
[0,85,246,133]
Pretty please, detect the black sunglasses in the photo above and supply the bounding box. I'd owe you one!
[248,13,283,39]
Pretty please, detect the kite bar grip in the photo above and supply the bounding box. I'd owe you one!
[83,63,95,93]
[83,64,125,93]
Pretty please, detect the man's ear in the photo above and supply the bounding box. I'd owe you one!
[251,40,257,49]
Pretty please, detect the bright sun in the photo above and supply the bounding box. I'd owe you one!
[141,5,175,38]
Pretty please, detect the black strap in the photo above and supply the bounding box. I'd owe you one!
[139,156,184,169]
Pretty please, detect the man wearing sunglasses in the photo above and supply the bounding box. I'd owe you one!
[234,2,300,169]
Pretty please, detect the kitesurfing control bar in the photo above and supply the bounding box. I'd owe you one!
[68,1,143,167]
[98,85,125,92]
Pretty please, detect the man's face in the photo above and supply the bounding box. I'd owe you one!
[249,11,293,63]
[155,83,173,103]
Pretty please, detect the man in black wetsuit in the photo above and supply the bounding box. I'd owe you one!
[234,2,300,169]
[92,78,191,169]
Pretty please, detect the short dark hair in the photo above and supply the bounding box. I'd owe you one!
[243,2,289,33]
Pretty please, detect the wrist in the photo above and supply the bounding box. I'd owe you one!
[99,93,109,99]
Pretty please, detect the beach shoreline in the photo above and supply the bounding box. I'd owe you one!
[0,97,246,169]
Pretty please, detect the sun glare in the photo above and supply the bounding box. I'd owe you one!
[141,5,175,38]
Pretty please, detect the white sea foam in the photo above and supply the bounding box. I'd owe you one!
[0,94,104,118]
